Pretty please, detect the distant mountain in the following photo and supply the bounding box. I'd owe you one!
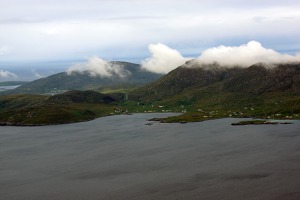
[0,81,28,86]
[129,62,300,122]
[3,62,161,95]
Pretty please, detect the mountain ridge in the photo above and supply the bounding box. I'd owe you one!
[2,61,162,95]
[130,62,300,101]
[128,62,300,122]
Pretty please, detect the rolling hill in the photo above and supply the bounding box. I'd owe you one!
[2,62,161,95]
[129,62,300,122]
[1,61,300,125]
[0,90,120,126]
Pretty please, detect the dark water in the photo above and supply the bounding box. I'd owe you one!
[0,113,300,200]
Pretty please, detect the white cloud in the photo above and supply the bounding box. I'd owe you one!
[196,41,300,67]
[141,43,190,74]
[141,41,300,74]
[0,1,300,61]
[0,46,11,56]
[0,70,18,78]
[66,56,131,78]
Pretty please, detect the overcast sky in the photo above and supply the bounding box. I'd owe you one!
[0,0,300,63]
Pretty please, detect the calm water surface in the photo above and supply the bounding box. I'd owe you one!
[0,113,300,200]
[0,85,20,91]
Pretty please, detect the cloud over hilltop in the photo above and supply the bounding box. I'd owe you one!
[66,57,131,78]
[141,43,190,74]
[141,41,300,74]
[196,41,300,67]
[66,41,300,77]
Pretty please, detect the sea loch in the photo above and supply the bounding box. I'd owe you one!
[0,113,299,200]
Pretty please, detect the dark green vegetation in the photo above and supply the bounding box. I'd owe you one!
[1,61,300,125]
[0,90,119,126]
[0,81,28,86]
[96,83,139,94]
[1,62,161,95]
[231,120,293,125]
[128,62,300,123]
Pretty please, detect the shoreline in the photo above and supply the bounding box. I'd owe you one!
[0,112,297,127]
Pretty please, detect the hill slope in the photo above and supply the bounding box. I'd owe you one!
[130,62,243,102]
[129,62,300,122]
[1,62,300,125]
[3,62,161,95]
[0,90,119,126]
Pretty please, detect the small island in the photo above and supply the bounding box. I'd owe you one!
[231,120,293,126]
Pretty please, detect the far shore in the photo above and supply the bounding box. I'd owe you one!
[0,112,297,127]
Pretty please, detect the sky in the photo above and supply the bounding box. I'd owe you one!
[0,0,300,79]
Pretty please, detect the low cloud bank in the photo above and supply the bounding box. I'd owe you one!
[67,41,300,76]
[0,70,18,78]
[196,41,300,67]
[66,57,131,78]
[141,43,190,74]
[141,41,300,74]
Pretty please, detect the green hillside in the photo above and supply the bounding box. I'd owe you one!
[0,90,119,126]
[129,62,300,122]
[1,62,300,125]
[2,62,161,95]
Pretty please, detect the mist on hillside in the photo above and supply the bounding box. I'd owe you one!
[66,57,131,78]
[2,41,300,82]
[195,41,300,67]
[0,70,17,79]
[141,41,300,74]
